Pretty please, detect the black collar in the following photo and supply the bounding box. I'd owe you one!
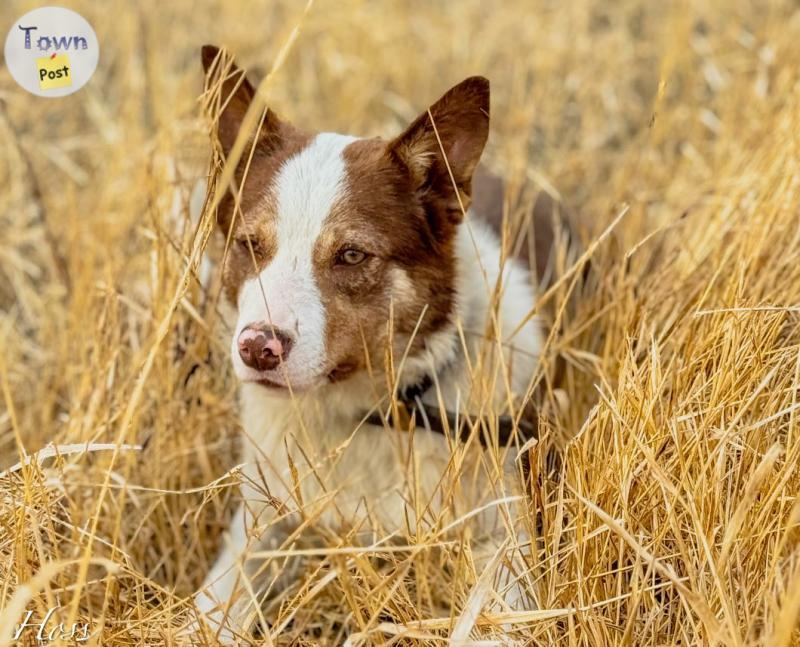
[364,373,538,447]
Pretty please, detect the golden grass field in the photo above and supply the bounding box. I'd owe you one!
[2,0,800,644]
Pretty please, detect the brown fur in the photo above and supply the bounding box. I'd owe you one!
[316,137,459,380]
[317,78,491,380]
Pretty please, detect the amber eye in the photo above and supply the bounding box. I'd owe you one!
[337,248,368,266]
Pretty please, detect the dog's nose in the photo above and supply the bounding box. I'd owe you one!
[237,325,293,371]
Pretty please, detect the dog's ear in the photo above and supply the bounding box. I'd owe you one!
[389,76,490,218]
[201,44,283,155]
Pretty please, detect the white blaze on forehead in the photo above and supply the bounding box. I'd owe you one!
[274,132,357,239]
[231,133,357,386]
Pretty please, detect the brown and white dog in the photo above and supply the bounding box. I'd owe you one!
[192,45,546,642]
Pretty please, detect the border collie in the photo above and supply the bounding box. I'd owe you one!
[191,45,546,642]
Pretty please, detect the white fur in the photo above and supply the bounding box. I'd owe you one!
[231,133,356,389]
[193,137,542,641]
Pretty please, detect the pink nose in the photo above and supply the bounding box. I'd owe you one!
[237,325,293,371]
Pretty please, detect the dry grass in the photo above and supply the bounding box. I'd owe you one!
[2,0,800,644]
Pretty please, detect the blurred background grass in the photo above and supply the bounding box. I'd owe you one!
[2,0,800,644]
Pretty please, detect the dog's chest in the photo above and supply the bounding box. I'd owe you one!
[236,383,512,534]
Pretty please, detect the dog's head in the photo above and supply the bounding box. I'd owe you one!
[201,45,489,392]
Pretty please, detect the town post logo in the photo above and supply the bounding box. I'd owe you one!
[4,6,99,98]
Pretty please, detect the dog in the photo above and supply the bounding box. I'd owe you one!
[191,44,551,643]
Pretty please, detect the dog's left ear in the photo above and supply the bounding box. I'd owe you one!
[389,77,490,219]
[201,44,284,156]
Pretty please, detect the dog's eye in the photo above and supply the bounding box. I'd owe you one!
[337,248,368,266]
[236,237,261,256]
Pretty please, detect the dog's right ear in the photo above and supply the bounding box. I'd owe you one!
[201,45,283,156]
